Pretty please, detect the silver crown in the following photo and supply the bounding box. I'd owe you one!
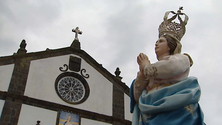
[158,7,189,42]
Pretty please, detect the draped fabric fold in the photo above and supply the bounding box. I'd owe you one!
[130,76,205,125]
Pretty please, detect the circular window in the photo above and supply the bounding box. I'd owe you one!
[55,72,89,104]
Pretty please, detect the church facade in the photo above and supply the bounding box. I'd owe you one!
[0,29,132,125]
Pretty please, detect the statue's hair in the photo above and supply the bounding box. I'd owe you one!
[163,34,178,55]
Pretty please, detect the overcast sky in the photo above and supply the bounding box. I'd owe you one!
[0,0,221,124]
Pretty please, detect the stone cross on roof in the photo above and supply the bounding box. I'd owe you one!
[72,27,82,41]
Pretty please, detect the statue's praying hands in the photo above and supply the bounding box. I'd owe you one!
[137,53,151,80]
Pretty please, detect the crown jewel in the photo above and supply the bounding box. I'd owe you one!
[158,7,189,41]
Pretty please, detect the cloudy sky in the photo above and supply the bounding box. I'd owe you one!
[0,0,221,124]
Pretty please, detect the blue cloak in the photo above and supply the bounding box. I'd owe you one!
[130,76,205,125]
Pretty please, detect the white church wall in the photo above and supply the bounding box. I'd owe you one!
[24,54,113,116]
[17,104,57,125]
[81,118,112,125]
[0,64,14,91]
[124,93,132,121]
[0,99,5,118]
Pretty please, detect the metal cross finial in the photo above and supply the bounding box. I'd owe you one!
[177,7,183,13]
[72,27,82,41]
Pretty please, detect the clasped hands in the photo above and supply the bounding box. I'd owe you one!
[137,53,151,80]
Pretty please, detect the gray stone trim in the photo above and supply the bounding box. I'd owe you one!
[0,91,131,125]
[0,56,31,124]
[113,84,125,124]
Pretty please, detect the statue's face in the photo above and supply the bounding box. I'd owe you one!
[155,37,170,57]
